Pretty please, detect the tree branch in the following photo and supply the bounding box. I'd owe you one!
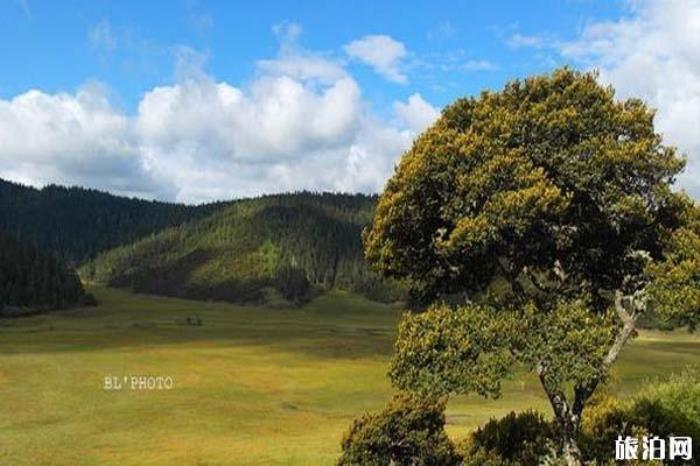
[606,290,638,367]
[571,289,640,419]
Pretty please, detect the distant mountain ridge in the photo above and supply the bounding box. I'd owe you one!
[0,178,403,307]
[0,178,221,263]
[81,192,405,305]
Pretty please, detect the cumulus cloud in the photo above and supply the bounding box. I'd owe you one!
[344,35,408,83]
[0,27,439,203]
[559,0,700,198]
[135,73,367,200]
[393,93,440,133]
[0,82,168,198]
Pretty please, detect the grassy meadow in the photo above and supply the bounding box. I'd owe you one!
[1,286,698,465]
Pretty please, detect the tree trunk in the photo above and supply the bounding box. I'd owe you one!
[537,290,640,465]
[538,369,584,465]
[560,413,585,466]
[562,436,583,466]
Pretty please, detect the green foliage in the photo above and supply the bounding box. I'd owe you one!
[83,192,406,305]
[648,201,700,330]
[0,178,217,262]
[579,369,700,465]
[459,410,555,466]
[578,395,648,465]
[274,265,311,304]
[390,303,514,398]
[362,67,698,461]
[390,297,614,400]
[513,298,615,390]
[338,392,461,466]
[0,232,87,314]
[364,67,687,310]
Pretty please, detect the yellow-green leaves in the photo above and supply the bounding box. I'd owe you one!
[364,67,689,304]
[365,67,698,432]
[390,304,515,398]
[338,392,461,466]
[514,298,616,390]
[648,202,700,329]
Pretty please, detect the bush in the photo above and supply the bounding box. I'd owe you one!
[578,395,652,465]
[459,410,555,466]
[580,368,700,465]
[338,392,461,466]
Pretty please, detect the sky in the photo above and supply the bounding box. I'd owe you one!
[1,0,699,203]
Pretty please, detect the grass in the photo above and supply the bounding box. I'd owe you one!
[0,287,698,465]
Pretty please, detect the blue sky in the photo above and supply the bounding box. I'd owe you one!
[1,0,622,110]
[1,0,699,202]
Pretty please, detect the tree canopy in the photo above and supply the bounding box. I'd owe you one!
[363,68,699,464]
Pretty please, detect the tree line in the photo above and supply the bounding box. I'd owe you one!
[0,232,92,316]
[0,178,220,262]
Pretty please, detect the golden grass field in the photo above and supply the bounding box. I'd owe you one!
[1,286,698,465]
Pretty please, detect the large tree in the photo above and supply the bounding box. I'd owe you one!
[364,68,699,465]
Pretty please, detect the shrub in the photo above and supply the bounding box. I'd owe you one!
[459,410,555,466]
[578,395,651,465]
[579,368,700,465]
[338,392,461,466]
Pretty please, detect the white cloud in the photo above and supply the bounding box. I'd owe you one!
[393,93,440,133]
[135,74,367,199]
[0,28,439,203]
[344,35,408,83]
[258,23,347,84]
[559,0,700,198]
[173,46,210,82]
[0,82,168,198]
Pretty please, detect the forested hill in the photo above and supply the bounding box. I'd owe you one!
[0,232,90,316]
[82,192,405,305]
[0,178,222,262]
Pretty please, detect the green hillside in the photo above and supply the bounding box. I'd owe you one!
[0,232,90,316]
[0,178,221,262]
[82,192,405,305]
